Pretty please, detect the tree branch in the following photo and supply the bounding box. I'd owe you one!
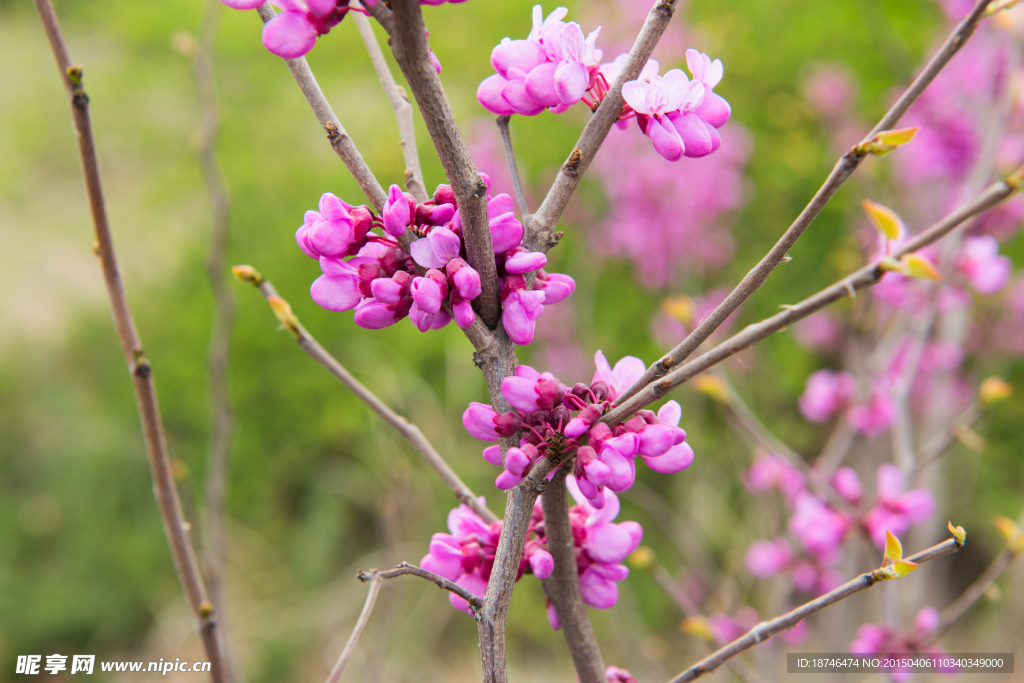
[666,538,964,683]
[33,2,228,680]
[604,166,1022,423]
[324,572,383,683]
[186,4,238,682]
[358,562,484,614]
[528,0,682,253]
[615,0,996,406]
[935,510,1024,634]
[386,0,501,327]
[496,116,530,220]
[351,8,428,203]
[235,268,498,524]
[255,3,387,211]
[541,469,607,683]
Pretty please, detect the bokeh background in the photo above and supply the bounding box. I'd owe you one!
[1,0,1022,680]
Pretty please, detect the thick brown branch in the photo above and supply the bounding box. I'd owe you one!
[238,270,498,524]
[324,573,383,683]
[528,0,681,253]
[34,2,228,680]
[352,9,428,202]
[605,169,1021,423]
[255,3,387,210]
[387,0,501,327]
[667,539,964,683]
[359,562,484,614]
[615,0,996,406]
[541,470,607,683]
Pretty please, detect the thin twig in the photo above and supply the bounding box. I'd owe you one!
[911,403,983,478]
[615,0,996,406]
[496,116,530,220]
[651,567,771,683]
[666,538,964,683]
[188,4,237,682]
[359,562,484,614]
[33,2,227,680]
[351,8,428,203]
[934,509,1024,635]
[324,573,384,683]
[236,268,498,524]
[528,0,683,253]
[255,3,387,211]
[541,470,607,683]
[385,0,501,327]
[604,166,1023,423]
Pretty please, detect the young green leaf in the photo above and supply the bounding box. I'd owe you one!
[901,254,942,282]
[947,521,967,547]
[884,530,903,563]
[862,200,904,241]
[892,559,919,578]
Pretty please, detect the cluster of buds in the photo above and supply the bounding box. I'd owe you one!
[421,483,643,616]
[297,180,574,340]
[477,6,731,162]
[219,0,447,65]
[419,500,554,614]
[462,353,694,505]
[532,479,642,621]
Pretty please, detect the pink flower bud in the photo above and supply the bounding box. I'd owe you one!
[528,549,554,580]
[489,211,524,254]
[451,296,475,328]
[411,276,444,315]
[495,469,525,490]
[370,275,406,305]
[383,184,413,237]
[353,299,402,329]
[830,467,862,504]
[428,226,462,263]
[463,402,500,441]
[745,538,792,578]
[448,260,482,300]
[501,376,542,412]
[535,272,576,303]
[504,249,548,274]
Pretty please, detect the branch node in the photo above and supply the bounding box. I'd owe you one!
[564,149,583,176]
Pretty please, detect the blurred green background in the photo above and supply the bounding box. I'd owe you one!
[1,0,1022,680]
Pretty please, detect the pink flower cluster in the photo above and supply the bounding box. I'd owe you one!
[798,369,896,438]
[706,606,807,645]
[620,50,730,161]
[539,478,642,621]
[419,499,553,613]
[850,606,953,681]
[860,464,936,548]
[743,455,850,594]
[478,6,731,161]
[297,181,574,342]
[219,0,448,63]
[463,352,694,504]
[478,6,603,116]
[420,483,643,617]
[744,456,937,593]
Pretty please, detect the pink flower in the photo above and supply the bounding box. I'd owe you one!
[745,538,792,578]
[830,467,863,505]
[591,350,646,401]
[863,464,935,548]
[420,501,503,613]
[622,69,708,161]
[788,492,849,561]
[477,5,603,116]
[798,369,855,422]
[606,667,638,683]
[564,477,642,609]
[956,235,1012,294]
[846,387,897,437]
[744,453,806,502]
